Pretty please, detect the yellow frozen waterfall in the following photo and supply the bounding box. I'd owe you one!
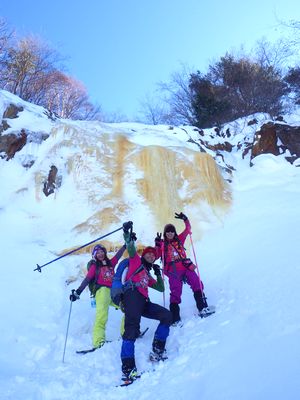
[32,123,231,252]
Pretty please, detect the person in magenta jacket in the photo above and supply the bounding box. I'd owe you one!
[120,221,172,384]
[155,212,207,325]
[70,243,126,349]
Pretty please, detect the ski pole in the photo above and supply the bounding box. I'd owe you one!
[189,233,204,294]
[34,226,123,272]
[62,291,74,363]
[161,242,166,307]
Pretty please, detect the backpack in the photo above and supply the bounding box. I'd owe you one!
[110,258,129,306]
[111,258,144,306]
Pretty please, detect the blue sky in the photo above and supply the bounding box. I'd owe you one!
[1,0,299,118]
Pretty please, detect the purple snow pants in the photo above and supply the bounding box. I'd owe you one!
[166,269,202,304]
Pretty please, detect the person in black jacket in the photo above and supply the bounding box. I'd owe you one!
[120,221,172,385]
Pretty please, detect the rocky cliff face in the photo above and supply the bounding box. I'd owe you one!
[1,90,299,250]
[1,91,299,172]
[184,115,300,173]
[251,122,300,165]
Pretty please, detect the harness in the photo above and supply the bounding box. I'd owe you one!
[164,240,193,281]
[123,262,152,292]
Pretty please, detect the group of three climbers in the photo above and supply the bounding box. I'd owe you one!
[70,212,210,384]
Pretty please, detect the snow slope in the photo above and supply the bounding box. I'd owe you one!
[0,91,300,399]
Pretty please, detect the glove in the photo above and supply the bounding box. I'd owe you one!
[175,212,188,221]
[155,232,162,247]
[131,232,137,241]
[69,289,80,302]
[123,221,133,233]
[153,264,161,276]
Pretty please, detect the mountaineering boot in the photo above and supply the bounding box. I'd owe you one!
[193,290,208,312]
[170,302,181,325]
[194,290,215,318]
[121,367,140,384]
[121,357,140,383]
[149,339,168,362]
[198,305,216,318]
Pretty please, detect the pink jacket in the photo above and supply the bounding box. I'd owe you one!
[157,219,192,273]
[126,253,157,298]
[77,245,126,293]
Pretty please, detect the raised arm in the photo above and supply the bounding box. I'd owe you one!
[123,221,136,257]
[111,244,127,266]
[175,212,191,244]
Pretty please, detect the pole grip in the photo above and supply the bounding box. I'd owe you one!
[34,264,42,272]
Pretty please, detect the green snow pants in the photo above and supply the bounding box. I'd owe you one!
[93,286,124,348]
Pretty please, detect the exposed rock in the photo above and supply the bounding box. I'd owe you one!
[0,129,27,160]
[22,159,35,169]
[215,152,235,174]
[27,130,50,144]
[205,141,233,153]
[276,125,300,158]
[214,127,221,136]
[0,126,49,163]
[187,137,207,152]
[1,103,24,134]
[2,104,24,119]
[247,118,258,126]
[43,165,59,197]
[251,123,279,160]
[251,122,300,165]
[242,142,253,158]
[0,120,10,133]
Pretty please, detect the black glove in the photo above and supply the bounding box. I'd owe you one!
[175,212,188,221]
[123,221,133,233]
[131,232,137,241]
[69,289,80,302]
[155,232,162,247]
[152,264,161,276]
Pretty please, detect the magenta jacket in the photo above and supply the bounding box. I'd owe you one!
[77,245,126,293]
[126,253,157,298]
[156,219,192,274]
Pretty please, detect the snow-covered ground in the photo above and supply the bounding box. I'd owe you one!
[1,91,300,399]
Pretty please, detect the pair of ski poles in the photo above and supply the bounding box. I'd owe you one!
[38,225,203,361]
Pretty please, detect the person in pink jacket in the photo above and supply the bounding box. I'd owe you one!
[70,243,126,349]
[156,212,208,325]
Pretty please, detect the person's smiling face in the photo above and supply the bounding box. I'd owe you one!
[95,249,106,261]
[144,252,156,263]
[165,231,175,240]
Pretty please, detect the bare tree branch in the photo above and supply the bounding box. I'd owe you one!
[157,64,195,125]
